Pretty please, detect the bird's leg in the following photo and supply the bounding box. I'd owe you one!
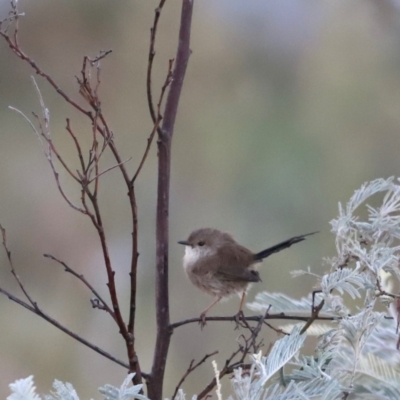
[199,296,222,328]
[234,292,246,327]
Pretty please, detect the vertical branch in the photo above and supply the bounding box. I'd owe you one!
[147,0,167,126]
[148,1,194,400]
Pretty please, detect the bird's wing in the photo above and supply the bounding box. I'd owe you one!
[215,265,261,282]
[212,243,260,282]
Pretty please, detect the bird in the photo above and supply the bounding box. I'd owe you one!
[178,228,316,326]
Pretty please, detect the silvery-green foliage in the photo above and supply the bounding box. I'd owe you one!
[230,178,400,399]
[229,325,346,400]
[228,325,305,400]
[232,361,343,400]
[99,373,148,400]
[257,325,306,385]
[7,376,41,400]
[44,380,80,400]
[248,292,333,316]
[8,374,148,400]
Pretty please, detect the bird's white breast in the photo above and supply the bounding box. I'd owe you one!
[182,246,215,271]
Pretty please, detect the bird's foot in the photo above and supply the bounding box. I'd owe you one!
[234,310,245,330]
[199,312,207,329]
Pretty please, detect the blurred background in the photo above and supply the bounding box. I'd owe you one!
[1,0,400,398]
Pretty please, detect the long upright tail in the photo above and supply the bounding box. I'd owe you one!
[254,232,317,261]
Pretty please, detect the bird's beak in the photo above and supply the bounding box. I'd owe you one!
[178,240,190,246]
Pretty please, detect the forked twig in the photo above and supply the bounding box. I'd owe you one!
[43,253,116,320]
[132,58,174,184]
[171,351,219,400]
[0,286,130,369]
[0,225,130,369]
[0,3,91,117]
[88,157,132,184]
[196,321,264,400]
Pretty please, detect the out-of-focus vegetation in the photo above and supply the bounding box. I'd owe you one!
[1,0,400,398]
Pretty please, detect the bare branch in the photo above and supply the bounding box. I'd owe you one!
[0,10,92,117]
[197,320,265,400]
[132,58,174,184]
[65,119,86,172]
[9,97,86,214]
[299,299,326,335]
[88,49,113,66]
[0,223,130,370]
[169,312,335,330]
[0,224,36,307]
[147,0,167,126]
[172,351,219,400]
[87,157,132,184]
[0,285,130,369]
[43,253,116,321]
[149,1,194,399]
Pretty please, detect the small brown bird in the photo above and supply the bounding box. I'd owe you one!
[178,228,316,326]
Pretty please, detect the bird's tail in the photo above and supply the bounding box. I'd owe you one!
[254,232,317,261]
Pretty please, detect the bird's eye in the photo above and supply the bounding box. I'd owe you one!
[198,241,205,246]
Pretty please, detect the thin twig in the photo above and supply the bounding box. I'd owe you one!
[0,223,132,371]
[196,321,264,400]
[43,253,116,321]
[30,106,81,184]
[65,119,86,173]
[85,191,129,337]
[88,50,113,66]
[0,24,91,116]
[88,157,132,184]
[147,0,167,126]
[0,224,36,307]
[9,103,86,215]
[263,320,289,336]
[171,351,218,400]
[0,285,130,369]
[262,305,289,335]
[132,59,174,184]
[300,299,326,335]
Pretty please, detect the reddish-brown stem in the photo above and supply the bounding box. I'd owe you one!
[86,192,128,333]
[66,119,86,173]
[75,59,142,381]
